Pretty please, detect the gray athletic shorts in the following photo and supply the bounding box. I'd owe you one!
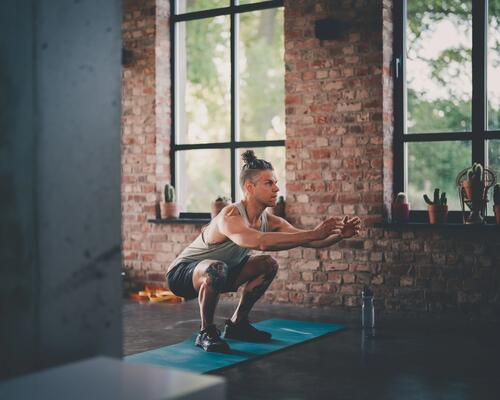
[166,255,250,300]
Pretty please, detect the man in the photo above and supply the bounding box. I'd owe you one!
[166,150,361,352]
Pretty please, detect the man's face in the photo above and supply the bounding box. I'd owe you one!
[246,170,280,207]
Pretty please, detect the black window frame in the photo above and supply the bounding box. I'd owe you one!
[393,0,500,223]
[170,0,285,218]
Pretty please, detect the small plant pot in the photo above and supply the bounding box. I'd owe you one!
[211,200,230,219]
[494,205,500,225]
[427,205,448,224]
[462,180,485,202]
[268,203,286,218]
[391,203,410,223]
[461,180,473,200]
[161,202,179,219]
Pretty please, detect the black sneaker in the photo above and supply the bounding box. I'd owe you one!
[195,325,230,352]
[223,319,272,342]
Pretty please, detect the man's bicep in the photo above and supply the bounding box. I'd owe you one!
[274,217,306,234]
[218,215,261,249]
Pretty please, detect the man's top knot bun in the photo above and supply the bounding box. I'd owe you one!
[242,150,257,165]
[239,150,274,188]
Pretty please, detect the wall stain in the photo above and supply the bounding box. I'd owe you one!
[48,244,121,298]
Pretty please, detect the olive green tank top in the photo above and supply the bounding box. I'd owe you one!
[169,202,268,269]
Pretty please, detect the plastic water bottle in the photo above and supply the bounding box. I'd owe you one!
[361,286,375,336]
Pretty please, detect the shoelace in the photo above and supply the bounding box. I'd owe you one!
[204,326,221,339]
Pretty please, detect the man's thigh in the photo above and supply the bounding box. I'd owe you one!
[191,259,228,292]
[229,255,277,291]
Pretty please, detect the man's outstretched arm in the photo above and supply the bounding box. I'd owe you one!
[269,214,361,248]
[217,206,343,251]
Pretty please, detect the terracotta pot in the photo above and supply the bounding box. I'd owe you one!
[211,200,230,219]
[427,205,448,224]
[462,180,485,202]
[161,202,179,219]
[494,205,500,225]
[268,199,286,218]
[462,180,473,200]
[391,203,410,223]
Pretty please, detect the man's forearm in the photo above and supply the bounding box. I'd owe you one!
[301,233,343,249]
[259,230,319,251]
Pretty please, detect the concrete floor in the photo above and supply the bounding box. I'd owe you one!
[123,299,499,400]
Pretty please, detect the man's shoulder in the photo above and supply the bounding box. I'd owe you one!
[221,203,242,218]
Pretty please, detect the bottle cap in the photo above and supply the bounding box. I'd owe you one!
[362,285,373,297]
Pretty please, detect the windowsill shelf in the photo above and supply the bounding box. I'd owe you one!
[147,219,500,228]
[376,222,500,230]
[148,218,211,225]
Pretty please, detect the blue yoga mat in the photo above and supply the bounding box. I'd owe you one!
[125,319,346,373]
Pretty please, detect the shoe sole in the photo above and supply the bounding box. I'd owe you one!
[195,341,230,352]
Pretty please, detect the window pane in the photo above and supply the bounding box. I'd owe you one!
[236,147,286,201]
[238,8,285,141]
[487,140,500,178]
[407,141,471,210]
[176,0,228,14]
[176,149,231,212]
[237,0,267,4]
[488,0,500,130]
[176,17,231,144]
[406,1,472,133]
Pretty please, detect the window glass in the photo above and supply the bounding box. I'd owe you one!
[176,0,228,14]
[237,0,269,5]
[487,140,500,178]
[488,0,500,130]
[238,8,285,141]
[176,17,231,144]
[176,149,231,212]
[407,141,471,210]
[406,1,472,133]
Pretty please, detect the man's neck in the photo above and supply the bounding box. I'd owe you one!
[241,198,266,225]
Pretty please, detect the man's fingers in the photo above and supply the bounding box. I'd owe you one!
[348,218,361,227]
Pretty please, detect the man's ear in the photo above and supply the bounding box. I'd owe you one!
[244,179,254,194]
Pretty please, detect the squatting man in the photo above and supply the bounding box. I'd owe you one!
[166,150,361,352]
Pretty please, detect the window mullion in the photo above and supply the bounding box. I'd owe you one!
[393,0,406,194]
[230,2,237,201]
[170,0,176,189]
[471,0,487,164]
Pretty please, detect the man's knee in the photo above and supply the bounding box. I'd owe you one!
[262,255,279,277]
[202,261,229,292]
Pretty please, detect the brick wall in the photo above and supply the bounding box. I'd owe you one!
[121,0,500,320]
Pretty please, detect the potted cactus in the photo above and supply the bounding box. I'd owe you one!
[211,195,231,219]
[391,192,410,223]
[493,184,500,224]
[161,184,179,219]
[423,188,448,224]
[462,163,487,224]
[268,195,286,218]
[462,163,483,200]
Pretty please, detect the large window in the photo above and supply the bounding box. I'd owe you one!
[394,0,500,220]
[171,0,285,216]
